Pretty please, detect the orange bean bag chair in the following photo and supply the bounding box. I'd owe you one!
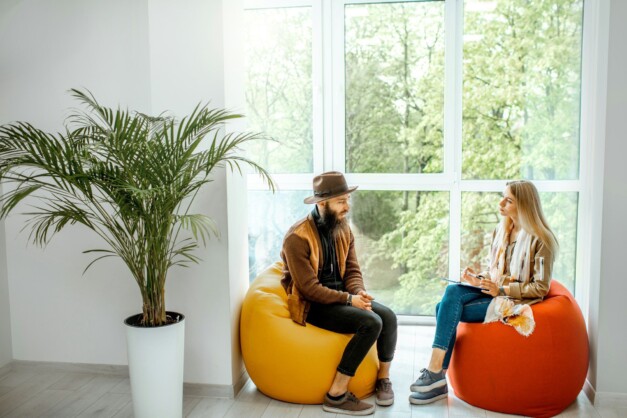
[240,262,378,404]
[448,280,589,418]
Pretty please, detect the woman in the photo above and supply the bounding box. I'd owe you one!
[409,180,558,405]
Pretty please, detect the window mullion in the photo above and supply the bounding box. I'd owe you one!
[330,0,346,172]
[313,0,324,174]
[447,0,464,281]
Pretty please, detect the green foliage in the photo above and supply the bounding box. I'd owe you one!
[378,192,450,315]
[462,0,583,180]
[345,2,445,174]
[349,0,582,314]
[245,0,583,314]
[351,191,401,241]
[0,89,274,326]
[244,8,313,173]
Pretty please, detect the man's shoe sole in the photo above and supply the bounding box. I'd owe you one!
[409,378,447,393]
[322,404,375,416]
[375,397,394,406]
[408,392,448,405]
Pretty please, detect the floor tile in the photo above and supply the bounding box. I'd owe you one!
[0,326,614,418]
[261,399,303,418]
[187,397,235,417]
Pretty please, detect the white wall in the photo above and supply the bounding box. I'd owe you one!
[594,0,627,400]
[0,0,246,388]
[0,185,11,368]
[146,0,239,387]
[0,0,152,366]
[223,0,249,385]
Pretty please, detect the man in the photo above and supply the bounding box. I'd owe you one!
[281,171,397,416]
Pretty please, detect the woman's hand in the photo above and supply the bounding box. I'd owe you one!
[351,294,373,311]
[461,267,481,287]
[480,279,499,297]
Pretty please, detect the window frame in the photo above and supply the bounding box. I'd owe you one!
[241,0,599,320]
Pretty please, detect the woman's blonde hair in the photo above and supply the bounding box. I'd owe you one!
[502,180,559,256]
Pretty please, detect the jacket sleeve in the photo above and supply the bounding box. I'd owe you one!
[343,232,366,295]
[508,240,553,300]
[282,233,349,305]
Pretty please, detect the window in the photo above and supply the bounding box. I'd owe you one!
[244,6,313,173]
[243,0,584,317]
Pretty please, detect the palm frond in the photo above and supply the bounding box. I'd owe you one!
[0,88,275,326]
[176,214,219,246]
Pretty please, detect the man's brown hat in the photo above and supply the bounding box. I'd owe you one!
[303,171,358,204]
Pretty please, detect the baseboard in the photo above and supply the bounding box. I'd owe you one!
[583,378,596,404]
[594,391,627,408]
[184,370,249,398]
[10,359,128,376]
[6,360,249,399]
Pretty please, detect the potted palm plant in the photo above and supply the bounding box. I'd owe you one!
[0,89,274,417]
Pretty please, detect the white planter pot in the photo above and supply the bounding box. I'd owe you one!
[125,312,185,418]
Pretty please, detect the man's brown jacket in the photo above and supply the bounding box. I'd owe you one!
[280,213,366,325]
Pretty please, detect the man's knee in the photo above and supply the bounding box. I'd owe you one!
[360,313,383,336]
[381,307,397,330]
[373,303,397,327]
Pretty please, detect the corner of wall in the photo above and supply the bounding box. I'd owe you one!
[0,183,13,367]
[580,0,612,398]
[226,169,249,390]
[223,0,248,390]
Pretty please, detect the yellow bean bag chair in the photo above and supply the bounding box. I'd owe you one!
[240,262,378,404]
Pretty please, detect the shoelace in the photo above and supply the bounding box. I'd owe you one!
[419,368,431,380]
[346,392,360,403]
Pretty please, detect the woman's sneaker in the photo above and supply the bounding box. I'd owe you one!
[409,384,448,405]
[323,392,375,416]
[410,368,446,392]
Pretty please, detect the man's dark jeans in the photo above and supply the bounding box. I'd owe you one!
[306,300,397,377]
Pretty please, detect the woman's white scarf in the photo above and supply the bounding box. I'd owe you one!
[489,221,532,283]
[484,222,535,336]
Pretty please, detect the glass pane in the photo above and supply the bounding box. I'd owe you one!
[460,192,502,272]
[540,192,577,292]
[248,190,310,281]
[461,191,577,293]
[352,191,449,315]
[462,0,584,180]
[345,2,445,174]
[244,8,313,174]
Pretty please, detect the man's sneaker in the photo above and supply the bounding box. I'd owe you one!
[375,378,394,406]
[409,384,448,405]
[323,392,375,416]
[409,368,446,393]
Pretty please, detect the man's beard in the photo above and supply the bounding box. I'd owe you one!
[320,206,348,238]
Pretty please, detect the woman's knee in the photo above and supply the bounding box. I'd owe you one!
[441,284,466,303]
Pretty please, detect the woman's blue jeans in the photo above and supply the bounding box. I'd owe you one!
[433,284,493,369]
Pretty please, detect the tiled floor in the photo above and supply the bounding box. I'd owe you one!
[0,325,623,417]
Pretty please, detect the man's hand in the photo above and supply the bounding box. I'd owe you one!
[358,290,374,301]
[351,294,373,311]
